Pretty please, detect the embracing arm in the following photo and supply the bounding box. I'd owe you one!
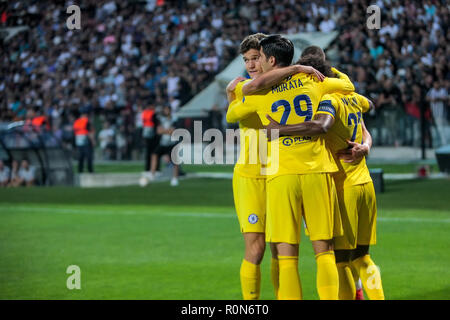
[336,119,372,163]
[242,65,325,95]
[321,67,355,95]
[264,113,335,141]
[226,76,246,103]
[361,119,372,151]
[226,77,257,123]
[226,98,257,123]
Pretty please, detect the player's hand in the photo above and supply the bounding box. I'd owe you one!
[296,65,325,82]
[226,76,246,93]
[264,114,282,141]
[336,140,370,163]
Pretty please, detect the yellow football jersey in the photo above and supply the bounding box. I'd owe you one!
[227,80,266,178]
[315,92,372,188]
[227,69,355,179]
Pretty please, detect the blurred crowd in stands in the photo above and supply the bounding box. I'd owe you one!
[0,0,448,163]
[333,0,449,147]
[0,158,35,187]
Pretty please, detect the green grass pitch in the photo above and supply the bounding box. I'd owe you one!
[0,177,449,299]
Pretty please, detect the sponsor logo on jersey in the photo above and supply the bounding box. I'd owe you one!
[282,136,312,147]
[282,137,293,146]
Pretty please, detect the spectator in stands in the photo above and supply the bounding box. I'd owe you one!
[149,106,179,186]
[142,103,160,173]
[18,158,35,187]
[376,78,404,146]
[73,109,95,173]
[61,113,76,153]
[427,81,448,146]
[8,160,20,187]
[319,15,336,33]
[0,0,448,152]
[404,85,422,147]
[98,121,116,160]
[0,160,10,187]
[31,107,50,132]
[165,70,180,99]
[116,125,128,161]
[208,91,228,134]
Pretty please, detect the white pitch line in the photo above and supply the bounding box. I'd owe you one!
[1,206,450,223]
[377,217,450,223]
[0,206,233,219]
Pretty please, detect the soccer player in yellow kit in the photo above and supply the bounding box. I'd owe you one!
[259,59,385,300]
[226,33,270,301]
[316,94,385,300]
[259,46,368,300]
[226,34,326,300]
[227,35,355,300]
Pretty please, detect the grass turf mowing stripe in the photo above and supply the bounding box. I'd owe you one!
[1,205,449,299]
[2,205,449,223]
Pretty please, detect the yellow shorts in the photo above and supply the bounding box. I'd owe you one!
[266,173,342,244]
[334,182,377,250]
[232,173,266,233]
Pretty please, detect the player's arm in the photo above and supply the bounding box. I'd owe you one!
[357,96,374,153]
[226,98,257,123]
[361,119,372,151]
[336,119,372,163]
[226,79,258,123]
[336,96,374,163]
[320,67,355,95]
[242,65,325,95]
[264,98,337,140]
[264,106,335,141]
[226,76,246,103]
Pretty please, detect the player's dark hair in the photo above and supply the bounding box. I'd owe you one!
[239,33,267,54]
[296,54,334,77]
[260,34,294,67]
[301,46,326,61]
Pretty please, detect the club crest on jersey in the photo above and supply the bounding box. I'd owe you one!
[248,214,259,224]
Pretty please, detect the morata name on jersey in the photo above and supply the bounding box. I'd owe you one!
[271,75,303,94]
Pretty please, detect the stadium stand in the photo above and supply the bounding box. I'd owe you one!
[0,0,448,163]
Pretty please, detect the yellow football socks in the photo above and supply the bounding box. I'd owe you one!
[240,259,261,300]
[278,256,302,300]
[336,262,356,300]
[271,257,279,300]
[315,251,339,300]
[352,255,385,300]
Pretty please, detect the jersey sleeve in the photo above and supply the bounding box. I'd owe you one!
[355,93,371,113]
[226,81,258,123]
[234,81,245,101]
[319,68,355,96]
[316,95,337,119]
